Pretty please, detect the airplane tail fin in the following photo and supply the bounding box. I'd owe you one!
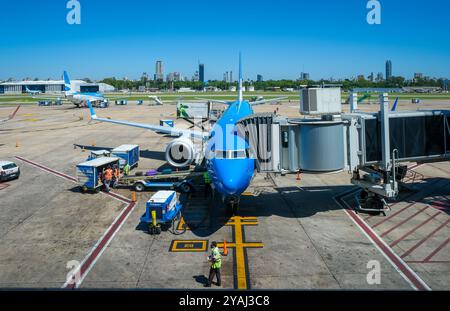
[63,71,73,93]
[238,53,243,103]
[391,97,399,112]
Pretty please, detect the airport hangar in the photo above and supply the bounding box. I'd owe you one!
[0,80,115,94]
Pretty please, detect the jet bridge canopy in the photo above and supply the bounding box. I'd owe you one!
[343,110,450,168]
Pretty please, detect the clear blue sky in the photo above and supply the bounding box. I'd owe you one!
[0,0,449,81]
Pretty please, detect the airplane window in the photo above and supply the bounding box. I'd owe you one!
[215,150,227,159]
[215,150,248,159]
[231,150,247,159]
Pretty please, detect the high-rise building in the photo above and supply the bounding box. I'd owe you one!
[414,73,423,80]
[386,60,392,80]
[368,72,374,82]
[376,72,384,81]
[192,71,199,82]
[229,71,233,83]
[199,64,205,83]
[444,79,449,91]
[300,72,310,80]
[154,60,164,81]
[257,74,263,82]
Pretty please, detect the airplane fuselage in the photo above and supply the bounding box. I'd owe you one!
[205,100,255,205]
[66,92,106,105]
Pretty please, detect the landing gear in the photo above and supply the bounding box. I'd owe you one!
[225,197,240,216]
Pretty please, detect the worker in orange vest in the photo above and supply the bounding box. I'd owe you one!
[113,164,120,188]
[104,166,113,192]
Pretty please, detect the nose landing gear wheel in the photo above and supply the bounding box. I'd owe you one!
[227,202,239,216]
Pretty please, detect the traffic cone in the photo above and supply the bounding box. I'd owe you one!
[132,192,137,202]
[223,239,228,256]
[91,141,96,147]
[16,141,20,148]
[296,170,301,181]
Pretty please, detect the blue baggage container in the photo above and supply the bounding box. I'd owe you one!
[76,157,120,192]
[111,144,140,169]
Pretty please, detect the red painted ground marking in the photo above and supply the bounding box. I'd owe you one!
[14,156,136,288]
[15,156,131,204]
[64,201,136,288]
[406,261,450,264]
[15,156,77,182]
[422,237,450,262]
[429,201,450,212]
[389,179,443,209]
[390,212,441,247]
[401,220,450,259]
[373,203,417,228]
[335,190,430,291]
[381,206,429,238]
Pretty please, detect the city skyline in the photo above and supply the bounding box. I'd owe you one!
[0,0,449,80]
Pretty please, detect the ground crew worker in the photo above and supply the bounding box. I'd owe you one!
[205,241,222,287]
[113,165,120,188]
[123,161,130,176]
[203,171,212,197]
[104,166,113,192]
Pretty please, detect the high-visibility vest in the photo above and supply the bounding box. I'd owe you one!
[114,168,119,178]
[104,169,113,181]
[211,247,222,269]
[124,164,130,175]
[203,172,212,184]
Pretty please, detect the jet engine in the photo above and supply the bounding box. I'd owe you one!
[165,137,197,168]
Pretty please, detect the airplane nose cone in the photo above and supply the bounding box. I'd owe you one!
[212,159,254,196]
[221,175,242,195]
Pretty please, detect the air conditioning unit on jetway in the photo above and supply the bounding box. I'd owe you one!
[300,88,342,115]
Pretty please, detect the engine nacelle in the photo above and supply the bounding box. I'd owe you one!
[165,137,196,168]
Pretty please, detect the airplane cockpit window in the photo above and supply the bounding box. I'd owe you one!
[215,149,248,159]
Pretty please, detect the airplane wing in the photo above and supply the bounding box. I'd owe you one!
[1,105,20,123]
[86,101,208,140]
[250,96,288,106]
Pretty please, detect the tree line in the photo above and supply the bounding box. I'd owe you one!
[100,76,447,91]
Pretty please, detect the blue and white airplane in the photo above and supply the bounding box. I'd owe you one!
[63,71,108,107]
[25,87,42,95]
[87,56,285,212]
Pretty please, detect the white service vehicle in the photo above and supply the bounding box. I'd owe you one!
[0,161,20,181]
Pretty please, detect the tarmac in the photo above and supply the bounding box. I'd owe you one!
[0,99,448,289]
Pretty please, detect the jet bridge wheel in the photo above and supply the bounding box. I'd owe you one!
[357,191,385,215]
